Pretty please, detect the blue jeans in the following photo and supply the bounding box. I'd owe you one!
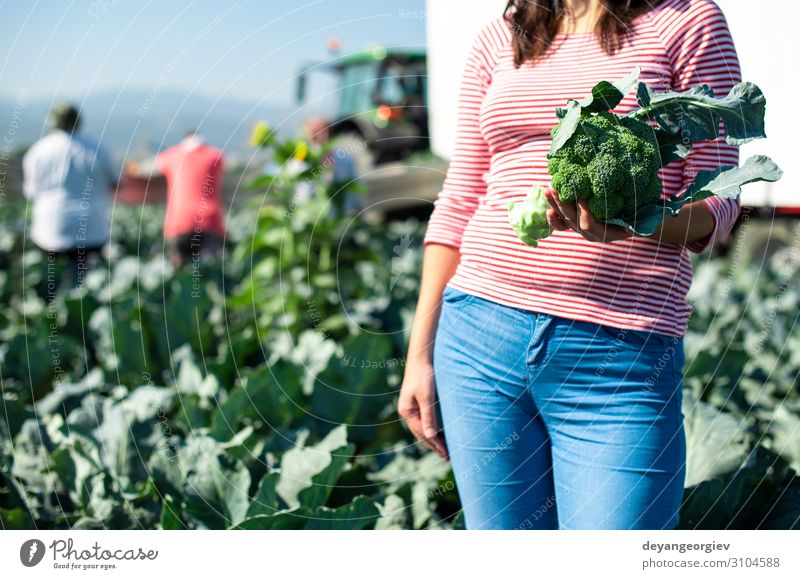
[433,286,686,530]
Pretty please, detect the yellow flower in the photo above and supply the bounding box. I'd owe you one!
[250,121,272,147]
[294,140,309,161]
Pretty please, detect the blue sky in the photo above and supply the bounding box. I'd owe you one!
[0,0,427,105]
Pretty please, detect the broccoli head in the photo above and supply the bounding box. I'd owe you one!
[548,112,662,221]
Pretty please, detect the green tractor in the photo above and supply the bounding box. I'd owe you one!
[296,47,428,171]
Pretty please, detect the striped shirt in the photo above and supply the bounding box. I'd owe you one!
[424,0,741,338]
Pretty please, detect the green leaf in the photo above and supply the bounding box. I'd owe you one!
[244,174,278,191]
[766,403,800,472]
[636,81,767,146]
[683,396,752,487]
[652,127,692,165]
[683,154,783,200]
[229,508,311,530]
[94,385,174,481]
[374,494,409,530]
[212,362,303,440]
[179,436,252,528]
[0,508,35,530]
[606,155,782,235]
[367,449,452,529]
[549,101,581,155]
[310,334,394,443]
[551,68,641,152]
[305,495,380,530]
[246,471,281,518]
[276,424,354,510]
[159,495,186,530]
[679,447,789,529]
[578,66,640,113]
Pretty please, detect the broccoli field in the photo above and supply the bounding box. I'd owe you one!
[2,171,800,528]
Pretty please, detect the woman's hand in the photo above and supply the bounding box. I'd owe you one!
[398,357,449,459]
[544,186,634,243]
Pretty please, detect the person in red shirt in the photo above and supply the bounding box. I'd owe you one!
[128,131,226,267]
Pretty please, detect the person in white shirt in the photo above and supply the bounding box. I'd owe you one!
[22,102,118,295]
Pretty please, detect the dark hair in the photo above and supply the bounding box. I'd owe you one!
[504,0,666,67]
[50,102,81,132]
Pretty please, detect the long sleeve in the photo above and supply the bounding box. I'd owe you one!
[423,20,504,249]
[22,147,37,199]
[657,0,742,253]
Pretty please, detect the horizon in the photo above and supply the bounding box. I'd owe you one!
[0,0,427,160]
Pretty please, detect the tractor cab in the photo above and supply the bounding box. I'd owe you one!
[296,47,428,167]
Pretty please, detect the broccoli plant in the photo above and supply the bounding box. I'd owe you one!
[509,67,782,247]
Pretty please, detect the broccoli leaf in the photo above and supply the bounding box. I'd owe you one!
[653,127,693,165]
[635,81,767,146]
[557,67,641,117]
[606,155,783,235]
[683,154,782,199]
[549,101,582,154]
[579,66,641,112]
[552,68,641,151]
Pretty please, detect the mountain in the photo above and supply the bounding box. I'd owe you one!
[0,89,300,164]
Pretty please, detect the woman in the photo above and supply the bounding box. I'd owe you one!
[398,0,740,530]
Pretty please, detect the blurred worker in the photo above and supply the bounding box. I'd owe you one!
[304,117,360,216]
[22,102,117,296]
[128,131,226,268]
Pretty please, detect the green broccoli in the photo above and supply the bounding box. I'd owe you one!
[548,112,662,221]
[508,185,552,248]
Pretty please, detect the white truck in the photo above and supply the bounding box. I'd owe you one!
[425,0,798,253]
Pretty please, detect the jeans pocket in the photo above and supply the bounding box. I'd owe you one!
[596,323,674,351]
[442,285,475,306]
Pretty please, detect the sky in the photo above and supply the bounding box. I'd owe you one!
[0,0,428,106]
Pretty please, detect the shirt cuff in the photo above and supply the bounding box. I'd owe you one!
[684,196,738,254]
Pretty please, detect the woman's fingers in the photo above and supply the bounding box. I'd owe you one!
[398,385,448,459]
[545,190,633,243]
[544,187,578,230]
[547,208,568,231]
[400,401,439,455]
[419,398,448,458]
[576,200,601,241]
[576,200,633,242]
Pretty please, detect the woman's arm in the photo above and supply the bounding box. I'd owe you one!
[398,244,460,459]
[398,18,505,459]
[649,201,715,245]
[405,244,460,364]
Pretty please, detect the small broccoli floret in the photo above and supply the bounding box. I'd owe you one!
[628,164,651,193]
[623,171,663,217]
[588,193,625,220]
[551,162,592,202]
[547,112,663,222]
[563,133,596,164]
[619,115,658,146]
[587,153,625,197]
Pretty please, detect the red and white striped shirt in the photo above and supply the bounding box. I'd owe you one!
[424,0,741,338]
